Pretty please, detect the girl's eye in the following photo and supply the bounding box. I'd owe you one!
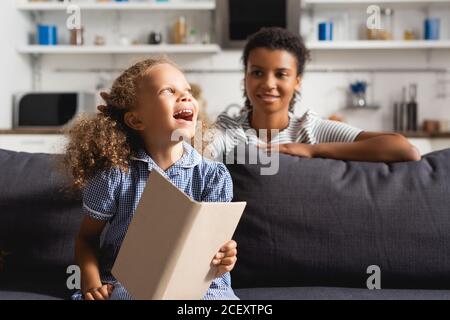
[161,88,175,95]
[277,72,289,78]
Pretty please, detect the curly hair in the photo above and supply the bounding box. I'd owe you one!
[63,57,176,189]
[242,27,311,113]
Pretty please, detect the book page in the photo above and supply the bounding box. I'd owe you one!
[162,201,247,300]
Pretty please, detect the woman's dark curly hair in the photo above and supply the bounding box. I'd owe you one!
[63,57,176,189]
[242,27,310,113]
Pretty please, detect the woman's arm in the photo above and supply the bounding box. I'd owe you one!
[75,216,111,300]
[271,132,421,163]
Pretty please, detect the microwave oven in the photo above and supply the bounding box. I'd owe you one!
[216,0,301,48]
[13,92,96,129]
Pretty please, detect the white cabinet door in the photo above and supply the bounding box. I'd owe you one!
[408,138,433,155]
[431,139,450,153]
[0,135,67,154]
[408,138,450,155]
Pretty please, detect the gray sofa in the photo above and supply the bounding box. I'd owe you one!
[1,147,450,300]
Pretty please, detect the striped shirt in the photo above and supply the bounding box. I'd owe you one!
[72,142,239,300]
[205,109,363,161]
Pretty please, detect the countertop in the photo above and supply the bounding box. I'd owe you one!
[1,129,450,139]
[0,128,64,134]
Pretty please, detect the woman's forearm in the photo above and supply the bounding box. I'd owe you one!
[311,134,421,163]
[75,235,103,293]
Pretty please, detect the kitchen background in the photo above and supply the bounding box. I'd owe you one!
[1,0,450,154]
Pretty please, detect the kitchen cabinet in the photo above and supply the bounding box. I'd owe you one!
[0,134,66,154]
[408,138,450,155]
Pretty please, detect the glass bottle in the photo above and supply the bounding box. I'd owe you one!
[174,16,187,44]
[380,8,394,40]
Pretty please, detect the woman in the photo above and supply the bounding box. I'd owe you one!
[206,27,420,163]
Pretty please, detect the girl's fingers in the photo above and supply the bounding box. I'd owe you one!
[216,257,238,276]
[217,264,234,275]
[215,252,225,259]
[84,292,94,300]
[220,256,237,266]
[224,248,237,258]
[221,240,237,251]
[214,241,238,266]
[98,286,110,299]
[92,290,105,300]
[213,254,237,265]
[106,284,114,295]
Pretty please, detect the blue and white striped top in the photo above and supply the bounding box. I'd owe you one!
[206,109,363,161]
[72,142,238,300]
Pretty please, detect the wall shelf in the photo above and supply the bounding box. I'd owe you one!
[17,1,215,11]
[401,131,450,138]
[307,40,450,49]
[18,44,221,54]
[18,41,450,55]
[345,105,381,110]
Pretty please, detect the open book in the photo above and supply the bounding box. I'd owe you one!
[111,169,246,300]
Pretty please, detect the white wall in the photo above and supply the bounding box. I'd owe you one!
[0,0,32,128]
[2,0,450,132]
[37,50,450,132]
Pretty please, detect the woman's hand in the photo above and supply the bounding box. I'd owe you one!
[83,283,114,300]
[262,143,315,158]
[212,240,238,278]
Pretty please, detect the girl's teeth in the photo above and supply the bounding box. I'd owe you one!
[175,110,193,116]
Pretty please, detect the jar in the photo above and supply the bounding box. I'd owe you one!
[380,8,394,40]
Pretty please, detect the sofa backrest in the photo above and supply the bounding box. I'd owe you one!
[0,149,82,276]
[228,148,450,289]
[2,147,450,292]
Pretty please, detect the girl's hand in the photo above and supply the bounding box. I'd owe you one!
[261,143,315,158]
[212,240,237,278]
[83,284,114,300]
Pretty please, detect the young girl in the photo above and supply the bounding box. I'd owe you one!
[207,27,421,163]
[65,58,238,300]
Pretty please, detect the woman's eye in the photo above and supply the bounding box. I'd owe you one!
[277,72,289,78]
[251,70,263,77]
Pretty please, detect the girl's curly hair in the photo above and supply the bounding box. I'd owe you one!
[63,57,176,189]
[242,27,311,113]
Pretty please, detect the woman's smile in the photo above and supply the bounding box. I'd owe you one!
[256,93,281,104]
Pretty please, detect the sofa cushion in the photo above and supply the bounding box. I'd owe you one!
[228,148,450,290]
[0,271,71,300]
[235,287,450,300]
[0,291,62,300]
[0,149,82,275]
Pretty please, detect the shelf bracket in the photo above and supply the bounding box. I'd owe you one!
[29,11,43,25]
[306,5,315,41]
[425,49,433,66]
[30,54,42,91]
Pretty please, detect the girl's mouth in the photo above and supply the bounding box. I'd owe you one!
[173,109,194,123]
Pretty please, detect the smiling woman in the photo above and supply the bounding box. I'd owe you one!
[206,27,420,163]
